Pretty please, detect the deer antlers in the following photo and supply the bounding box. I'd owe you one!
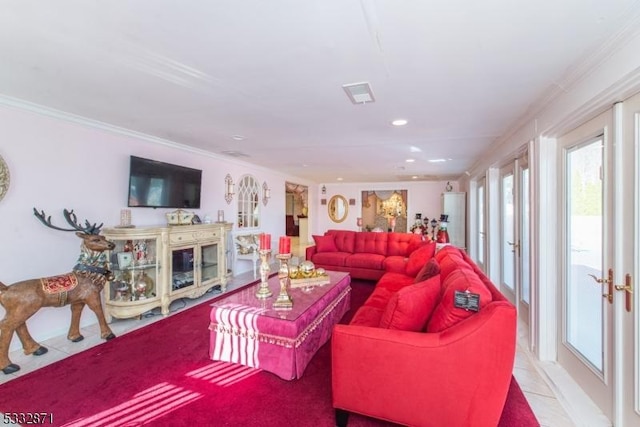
[33,208,104,235]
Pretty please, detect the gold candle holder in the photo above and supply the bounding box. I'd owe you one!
[255,249,273,299]
[273,253,293,310]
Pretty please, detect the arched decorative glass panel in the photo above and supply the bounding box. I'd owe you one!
[237,175,260,228]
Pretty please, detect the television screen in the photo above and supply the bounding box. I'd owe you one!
[127,156,202,209]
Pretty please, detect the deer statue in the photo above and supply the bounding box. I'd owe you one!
[0,208,117,374]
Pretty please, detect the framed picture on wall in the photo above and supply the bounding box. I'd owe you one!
[349,198,356,205]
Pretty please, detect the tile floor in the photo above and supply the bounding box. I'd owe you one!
[0,267,608,427]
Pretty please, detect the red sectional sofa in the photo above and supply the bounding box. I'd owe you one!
[331,246,517,427]
[305,230,430,281]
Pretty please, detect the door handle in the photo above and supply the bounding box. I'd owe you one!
[614,274,633,312]
[588,268,614,304]
[507,241,520,255]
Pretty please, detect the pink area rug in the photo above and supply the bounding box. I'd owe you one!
[0,280,539,426]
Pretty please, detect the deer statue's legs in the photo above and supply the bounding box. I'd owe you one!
[0,320,19,374]
[84,296,116,340]
[0,302,45,374]
[15,323,48,356]
[68,302,86,342]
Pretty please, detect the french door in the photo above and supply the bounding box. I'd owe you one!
[499,153,531,324]
[557,95,640,425]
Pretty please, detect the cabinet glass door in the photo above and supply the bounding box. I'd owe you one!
[171,247,195,291]
[200,243,219,284]
[109,238,158,302]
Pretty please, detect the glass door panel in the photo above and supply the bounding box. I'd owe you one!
[501,172,515,294]
[109,238,159,302]
[557,109,612,420]
[200,242,219,284]
[566,139,603,370]
[171,247,195,291]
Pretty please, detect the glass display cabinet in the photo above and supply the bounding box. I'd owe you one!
[168,224,224,301]
[102,223,231,321]
[102,226,168,322]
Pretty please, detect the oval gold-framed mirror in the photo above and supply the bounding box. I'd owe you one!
[328,195,348,223]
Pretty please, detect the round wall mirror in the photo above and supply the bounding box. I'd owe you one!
[0,154,9,203]
[328,195,348,223]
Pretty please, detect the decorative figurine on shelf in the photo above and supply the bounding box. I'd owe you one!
[134,240,148,265]
[410,213,426,235]
[436,214,450,244]
[431,218,439,241]
[0,209,117,375]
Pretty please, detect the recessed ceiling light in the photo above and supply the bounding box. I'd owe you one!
[232,135,245,141]
[405,158,415,163]
[410,146,422,153]
[428,158,448,163]
[392,119,408,126]
[337,177,343,181]
[412,175,418,179]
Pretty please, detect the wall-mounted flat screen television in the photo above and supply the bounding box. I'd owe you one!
[127,156,202,209]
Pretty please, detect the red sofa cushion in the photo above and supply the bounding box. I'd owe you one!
[379,275,441,331]
[383,255,407,273]
[375,272,415,294]
[437,248,473,281]
[345,253,386,270]
[414,257,441,283]
[405,241,436,277]
[361,286,395,310]
[350,306,385,326]
[427,269,493,333]
[386,232,423,256]
[312,234,338,252]
[326,230,356,253]
[353,232,388,256]
[311,251,350,267]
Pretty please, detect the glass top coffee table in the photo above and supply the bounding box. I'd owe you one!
[208,270,351,380]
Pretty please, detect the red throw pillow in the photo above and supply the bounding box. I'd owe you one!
[405,242,436,277]
[313,234,338,252]
[427,269,492,333]
[379,275,442,332]
[414,258,441,283]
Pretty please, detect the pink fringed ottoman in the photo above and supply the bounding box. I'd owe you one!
[209,271,351,380]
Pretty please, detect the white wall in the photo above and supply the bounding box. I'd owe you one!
[0,104,314,351]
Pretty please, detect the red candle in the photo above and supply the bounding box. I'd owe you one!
[279,236,291,254]
[260,233,271,250]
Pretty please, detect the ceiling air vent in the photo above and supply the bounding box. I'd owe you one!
[342,82,375,104]
[221,150,250,158]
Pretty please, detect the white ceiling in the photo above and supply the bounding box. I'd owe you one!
[1,0,638,183]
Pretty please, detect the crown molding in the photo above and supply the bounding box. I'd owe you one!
[0,94,310,183]
[0,94,215,156]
